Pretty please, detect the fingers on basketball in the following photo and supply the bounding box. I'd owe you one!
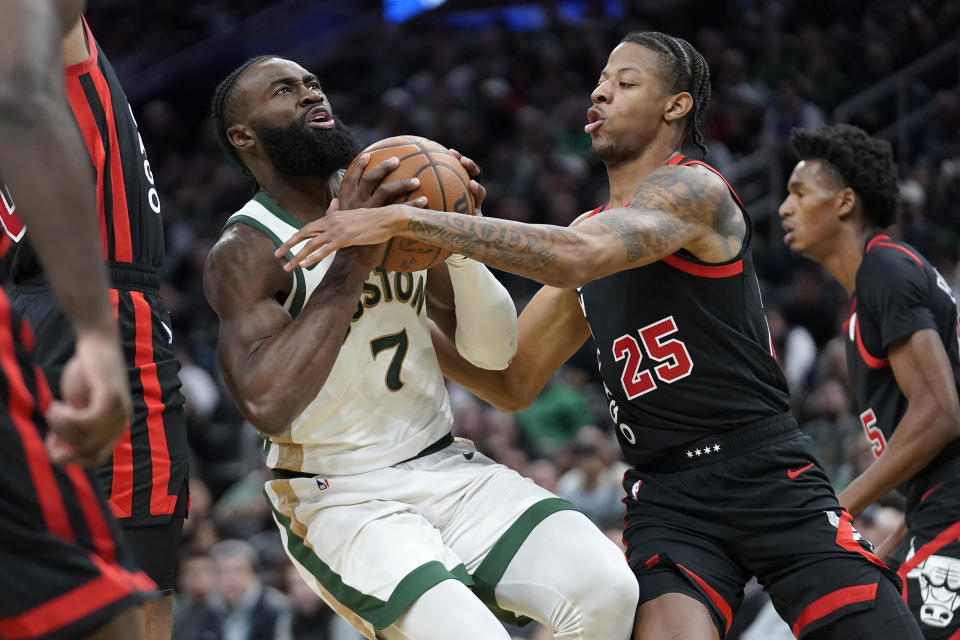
[346,135,476,272]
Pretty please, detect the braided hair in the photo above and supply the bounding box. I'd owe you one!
[620,31,711,158]
[211,55,279,173]
[789,124,899,228]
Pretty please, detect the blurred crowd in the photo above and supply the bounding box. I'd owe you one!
[71,1,960,638]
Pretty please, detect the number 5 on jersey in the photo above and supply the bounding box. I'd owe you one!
[859,408,886,457]
[612,315,693,400]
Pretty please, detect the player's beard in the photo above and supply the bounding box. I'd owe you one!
[256,117,361,177]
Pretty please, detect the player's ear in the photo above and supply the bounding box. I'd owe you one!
[836,186,857,221]
[664,91,693,125]
[228,124,256,152]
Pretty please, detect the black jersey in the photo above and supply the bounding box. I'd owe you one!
[843,234,960,495]
[0,18,165,282]
[0,19,188,525]
[578,155,790,467]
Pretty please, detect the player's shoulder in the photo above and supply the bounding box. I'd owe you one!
[204,219,287,312]
[857,236,930,297]
[860,236,927,275]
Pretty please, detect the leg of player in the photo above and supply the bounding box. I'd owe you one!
[803,578,922,640]
[633,593,720,640]
[492,510,639,640]
[81,607,145,640]
[380,579,512,640]
[140,597,172,640]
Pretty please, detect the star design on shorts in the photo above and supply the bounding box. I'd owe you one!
[695,449,702,456]
[713,444,721,452]
[686,451,694,458]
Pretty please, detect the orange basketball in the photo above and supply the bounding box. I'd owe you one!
[347,135,476,272]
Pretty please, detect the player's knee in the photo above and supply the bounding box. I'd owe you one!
[564,541,638,638]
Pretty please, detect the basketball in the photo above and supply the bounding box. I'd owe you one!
[347,135,476,272]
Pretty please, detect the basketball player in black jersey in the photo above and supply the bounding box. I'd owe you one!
[779,123,960,639]
[0,11,190,640]
[0,1,153,638]
[277,31,923,639]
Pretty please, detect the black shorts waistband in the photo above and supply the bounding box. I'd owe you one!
[270,432,455,480]
[641,412,799,472]
[15,261,160,292]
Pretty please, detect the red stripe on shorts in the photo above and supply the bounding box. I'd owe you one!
[0,294,73,541]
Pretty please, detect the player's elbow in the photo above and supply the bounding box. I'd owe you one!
[545,240,608,289]
[243,397,297,436]
[935,402,960,442]
[489,385,536,413]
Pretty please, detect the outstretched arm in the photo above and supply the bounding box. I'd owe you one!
[278,164,743,288]
[838,329,960,516]
[432,285,590,412]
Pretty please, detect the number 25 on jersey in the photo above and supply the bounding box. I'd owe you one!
[612,315,693,400]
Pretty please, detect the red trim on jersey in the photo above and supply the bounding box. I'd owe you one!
[920,483,942,504]
[0,552,154,640]
[585,204,609,219]
[104,290,133,518]
[88,64,133,262]
[64,17,99,77]
[0,295,74,542]
[842,299,856,333]
[835,510,887,569]
[896,521,960,600]
[854,316,890,369]
[64,75,109,256]
[675,158,745,208]
[873,242,923,266]
[666,154,685,166]
[131,292,177,515]
[645,554,661,569]
[661,254,744,278]
[865,234,892,252]
[866,234,923,266]
[65,466,117,564]
[790,583,878,638]
[676,564,732,633]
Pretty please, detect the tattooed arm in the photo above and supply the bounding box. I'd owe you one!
[278,164,746,289]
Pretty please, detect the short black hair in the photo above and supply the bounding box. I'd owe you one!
[211,55,279,173]
[789,124,899,228]
[620,31,711,158]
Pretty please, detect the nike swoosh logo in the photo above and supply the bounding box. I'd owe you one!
[463,452,474,461]
[787,463,815,479]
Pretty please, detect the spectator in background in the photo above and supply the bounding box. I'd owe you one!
[285,564,365,640]
[173,548,222,640]
[556,426,627,530]
[207,539,293,640]
[799,378,862,485]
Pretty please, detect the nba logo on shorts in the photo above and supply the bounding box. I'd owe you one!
[631,480,642,500]
[316,478,330,490]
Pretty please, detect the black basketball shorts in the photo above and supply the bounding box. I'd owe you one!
[0,299,154,638]
[887,461,960,640]
[623,420,901,639]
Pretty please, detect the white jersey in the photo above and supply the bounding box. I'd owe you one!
[225,192,453,475]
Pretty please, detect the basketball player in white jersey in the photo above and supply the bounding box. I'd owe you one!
[203,56,637,640]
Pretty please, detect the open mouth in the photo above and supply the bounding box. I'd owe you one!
[307,106,335,129]
[585,107,604,133]
[782,224,795,244]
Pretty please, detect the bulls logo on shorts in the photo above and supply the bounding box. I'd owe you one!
[905,543,960,629]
